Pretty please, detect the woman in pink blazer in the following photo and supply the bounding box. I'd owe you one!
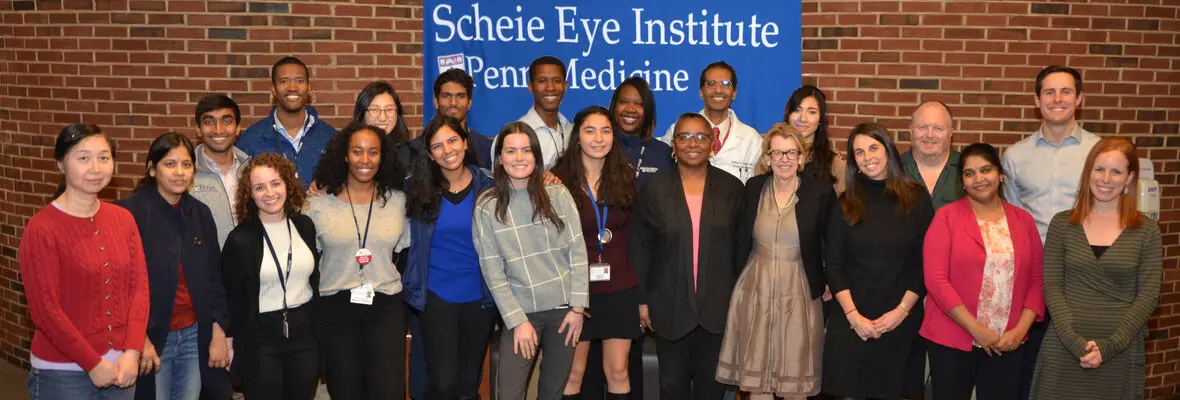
[920,143,1044,400]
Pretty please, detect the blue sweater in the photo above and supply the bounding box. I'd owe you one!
[237,106,337,188]
[427,189,481,303]
[618,132,674,188]
[403,165,495,311]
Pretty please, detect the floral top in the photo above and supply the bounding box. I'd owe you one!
[975,216,1016,343]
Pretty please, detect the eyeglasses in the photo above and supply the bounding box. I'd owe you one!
[705,80,733,89]
[366,107,397,118]
[766,149,800,160]
[675,133,712,143]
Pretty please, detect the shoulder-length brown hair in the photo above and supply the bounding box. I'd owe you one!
[1068,136,1142,228]
[234,153,306,221]
[551,105,637,209]
[840,122,924,225]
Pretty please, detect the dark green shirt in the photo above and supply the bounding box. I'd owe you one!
[901,149,962,211]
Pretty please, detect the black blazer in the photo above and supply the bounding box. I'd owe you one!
[631,166,745,341]
[116,189,231,399]
[736,173,836,301]
[221,213,319,386]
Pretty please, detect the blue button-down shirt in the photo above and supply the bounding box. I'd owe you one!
[1001,124,1100,243]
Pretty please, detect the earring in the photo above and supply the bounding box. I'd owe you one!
[1124,186,1129,195]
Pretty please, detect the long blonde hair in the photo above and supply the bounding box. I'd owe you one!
[755,122,808,176]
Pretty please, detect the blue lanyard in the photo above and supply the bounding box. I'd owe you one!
[584,179,608,255]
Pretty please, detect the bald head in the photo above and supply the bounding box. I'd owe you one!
[910,101,954,160]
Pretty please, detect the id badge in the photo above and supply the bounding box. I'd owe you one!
[589,263,611,282]
[350,284,375,305]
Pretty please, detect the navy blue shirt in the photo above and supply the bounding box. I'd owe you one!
[237,106,337,188]
[618,133,674,188]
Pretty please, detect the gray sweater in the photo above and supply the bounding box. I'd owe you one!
[189,145,250,248]
[307,189,411,297]
[473,184,589,329]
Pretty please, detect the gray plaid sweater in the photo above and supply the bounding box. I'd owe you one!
[473,184,589,329]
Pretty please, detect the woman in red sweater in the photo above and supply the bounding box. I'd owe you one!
[20,123,150,399]
[920,143,1045,399]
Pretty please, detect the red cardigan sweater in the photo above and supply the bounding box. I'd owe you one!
[920,198,1045,351]
[19,202,150,371]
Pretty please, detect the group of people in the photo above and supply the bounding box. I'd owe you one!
[19,55,1161,400]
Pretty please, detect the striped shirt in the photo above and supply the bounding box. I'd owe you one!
[473,184,589,329]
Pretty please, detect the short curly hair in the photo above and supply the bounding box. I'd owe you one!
[234,153,306,221]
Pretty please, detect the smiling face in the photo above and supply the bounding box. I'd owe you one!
[910,102,954,160]
[60,135,114,196]
[962,154,1002,205]
[767,135,802,179]
[1035,71,1082,126]
[250,166,287,219]
[673,118,714,168]
[198,108,240,154]
[1089,150,1133,206]
[700,67,736,113]
[852,134,888,181]
[499,132,536,187]
[346,129,382,185]
[529,64,567,114]
[434,82,471,124]
[579,113,613,161]
[613,84,645,135]
[272,63,309,113]
[788,96,821,140]
[364,93,399,135]
[429,125,468,173]
[151,146,195,200]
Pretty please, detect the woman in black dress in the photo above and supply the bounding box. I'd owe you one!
[822,122,933,399]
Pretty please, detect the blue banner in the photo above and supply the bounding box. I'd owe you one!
[423,1,801,137]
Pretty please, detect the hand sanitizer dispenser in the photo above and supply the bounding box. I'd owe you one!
[1138,158,1160,221]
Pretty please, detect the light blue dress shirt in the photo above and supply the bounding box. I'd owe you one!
[1001,124,1100,243]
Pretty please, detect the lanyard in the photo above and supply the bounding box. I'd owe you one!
[633,144,646,178]
[584,179,608,256]
[261,218,293,316]
[345,185,376,269]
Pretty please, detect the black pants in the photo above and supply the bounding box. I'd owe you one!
[1020,313,1049,400]
[654,326,723,400]
[928,341,1024,400]
[245,306,319,400]
[580,334,646,399]
[318,291,406,400]
[421,291,494,400]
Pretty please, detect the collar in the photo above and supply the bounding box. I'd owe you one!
[195,144,248,174]
[901,148,960,170]
[272,107,316,136]
[697,108,739,130]
[1032,123,1086,147]
[521,105,568,132]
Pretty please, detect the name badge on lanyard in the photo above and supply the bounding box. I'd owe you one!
[585,180,612,282]
[590,263,611,282]
[347,185,377,305]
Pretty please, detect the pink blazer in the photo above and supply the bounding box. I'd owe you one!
[919,198,1045,351]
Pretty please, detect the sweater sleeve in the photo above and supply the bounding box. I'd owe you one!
[924,208,963,314]
[19,221,104,371]
[554,187,589,309]
[204,210,231,331]
[219,232,244,338]
[474,201,528,330]
[905,198,934,296]
[825,202,850,294]
[1095,220,1162,358]
[1042,214,1090,359]
[629,183,656,305]
[122,217,150,353]
[1022,210,1046,320]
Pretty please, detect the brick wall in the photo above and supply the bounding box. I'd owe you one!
[0,0,1177,397]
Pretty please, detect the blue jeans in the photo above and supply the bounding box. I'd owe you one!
[156,324,201,400]
[29,367,136,400]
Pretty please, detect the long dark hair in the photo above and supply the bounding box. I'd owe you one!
[408,115,479,223]
[551,106,636,209]
[352,81,409,146]
[53,124,114,197]
[840,122,924,225]
[312,122,404,206]
[608,77,657,139]
[480,122,565,232]
[234,153,306,221]
[136,132,196,192]
[785,85,837,184]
